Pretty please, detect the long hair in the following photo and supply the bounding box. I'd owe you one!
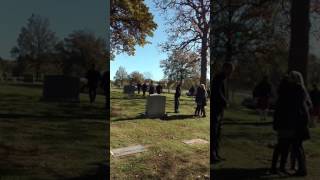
[289,71,312,107]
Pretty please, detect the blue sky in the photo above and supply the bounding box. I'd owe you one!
[110,0,168,81]
[0,0,106,59]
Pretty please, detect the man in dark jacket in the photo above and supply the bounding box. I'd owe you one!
[156,83,162,94]
[137,82,142,94]
[212,62,234,162]
[142,82,147,96]
[149,81,155,95]
[86,64,101,103]
[175,83,181,113]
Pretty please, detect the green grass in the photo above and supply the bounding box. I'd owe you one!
[110,88,210,179]
[0,83,106,180]
[214,98,320,180]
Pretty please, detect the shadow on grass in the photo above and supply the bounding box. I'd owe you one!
[162,114,195,121]
[0,112,105,121]
[212,168,278,180]
[67,163,108,180]
[223,118,272,126]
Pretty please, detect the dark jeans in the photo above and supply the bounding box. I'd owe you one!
[212,108,224,159]
[271,138,291,170]
[292,139,307,173]
[89,87,97,103]
[175,97,180,112]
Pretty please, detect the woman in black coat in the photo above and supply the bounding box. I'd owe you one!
[194,84,207,117]
[271,71,311,176]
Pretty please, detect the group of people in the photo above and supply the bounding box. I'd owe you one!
[211,61,320,177]
[136,81,163,96]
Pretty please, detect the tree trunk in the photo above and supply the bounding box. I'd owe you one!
[200,30,209,85]
[288,0,310,81]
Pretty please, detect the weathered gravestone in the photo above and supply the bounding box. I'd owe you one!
[111,145,147,157]
[123,85,135,95]
[146,94,166,118]
[183,139,209,145]
[42,75,80,102]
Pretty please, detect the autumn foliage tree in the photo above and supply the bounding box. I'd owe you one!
[110,0,157,58]
[154,0,210,84]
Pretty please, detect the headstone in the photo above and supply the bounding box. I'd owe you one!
[146,94,166,118]
[183,139,209,145]
[123,85,135,95]
[42,75,80,102]
[111,145,147,157]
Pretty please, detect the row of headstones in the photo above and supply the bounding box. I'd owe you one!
[110,139,209,157]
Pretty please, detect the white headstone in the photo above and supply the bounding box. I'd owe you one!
[146,94,166,118]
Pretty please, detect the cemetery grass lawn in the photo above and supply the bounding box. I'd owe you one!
[0,83,107,180]
[213,99,320,180]
[110,88,210,179]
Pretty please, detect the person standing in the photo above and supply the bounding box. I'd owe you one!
[156,83,162,94]
[195,84,207,117]
[253,76,272,120]
[149,81,155,95]
[86,64,101,104]
[289,71,312,176]
[142,82,147,97]
[137,82,142,94]
[175,83,181,113]
[211,62,234,162]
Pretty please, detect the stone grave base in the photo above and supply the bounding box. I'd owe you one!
[182,139,209,145]
[111,145,147,157]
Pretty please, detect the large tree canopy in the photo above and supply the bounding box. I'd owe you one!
[111,0,157,58]
[11,14,58,80]
[154,0,210,84]
[57,30,108,76]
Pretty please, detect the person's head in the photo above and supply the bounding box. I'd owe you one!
[289,71,304,86]
[222,62,234,77]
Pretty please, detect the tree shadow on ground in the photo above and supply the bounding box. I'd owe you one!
[212,168,283,180]
[66,163,108,180]
[223,118,273,126]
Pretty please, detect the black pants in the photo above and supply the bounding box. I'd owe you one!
[212,109,224,159]
[89,87,97,103]
[201,105,206,116]
[292,139,307,173]
[271,138,291,170]
[195,105,201,115]
[143,91,146,96]
[175,97,180,112]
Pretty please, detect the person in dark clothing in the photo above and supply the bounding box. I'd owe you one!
[86,64,101,103]
[195,84,207,117]
[175,83,181,113]
[142,82,147,97]
[156,83,162,94]
[309,83,320,127]
[137,82,142,94]
[211,62,234,162]
[253,76,272,120]
[149,81,155,95]
[271,71,311,176]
